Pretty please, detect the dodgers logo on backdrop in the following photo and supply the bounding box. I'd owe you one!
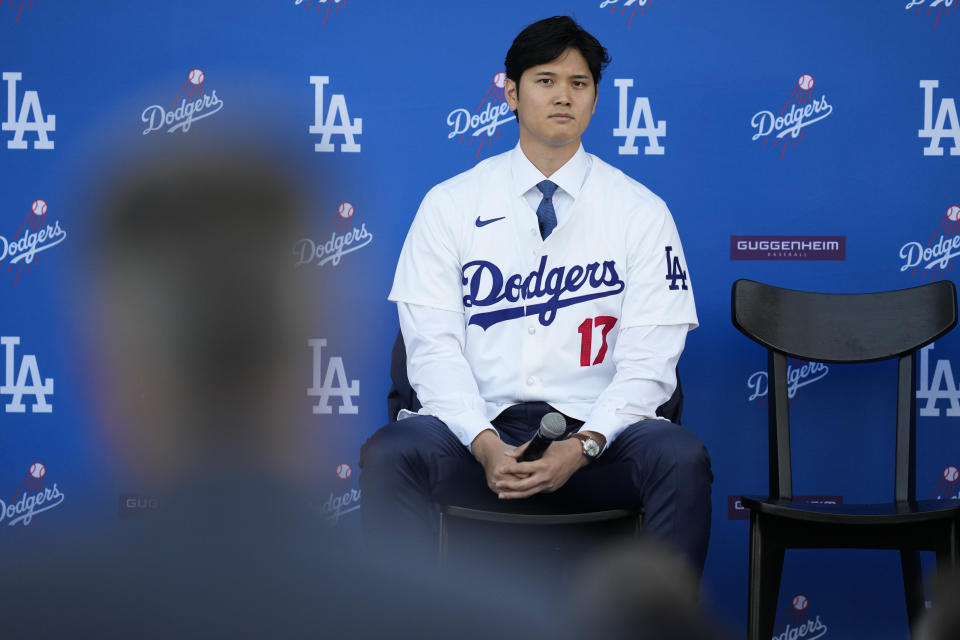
[917,343,960,417]
[313,488,362,523]
[773,594,829,640]
[294,201,373,270]
[727,495,842,520]
[308,338,359,415]
[447,72,515,159]
[2,72,55,150]
[1,336,53,414]
[919,80,960,156]
[747,359,829,404]
[310,75,361,153]
[751,74,833,160]
[899,205,960,279]
[5,0,34,21]
[0,199,67,285]
[293,0,347,24]
[461,256,625,330]
[599,0,654,29]
[0,462,65,528]
[141,68,223,136]
[929,465,960,499]
[613,79,665,156]
[906,0,955,29]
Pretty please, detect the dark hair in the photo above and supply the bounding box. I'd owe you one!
[504,16,611,88]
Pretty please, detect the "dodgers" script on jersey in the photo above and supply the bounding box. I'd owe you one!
[462,255,625,329]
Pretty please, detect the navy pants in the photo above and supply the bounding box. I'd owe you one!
[359,402,713,574]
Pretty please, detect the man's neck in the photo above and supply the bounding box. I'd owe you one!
[518,136,580,177]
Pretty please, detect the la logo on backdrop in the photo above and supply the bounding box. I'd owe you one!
[906,0,956,29]
[307,338,359,415]
[1,336,54,414]
[0,199,66,285]
[919,80,960,156]
[141,68,224,136]
[613,78,666,156]
[446,72,515,159]
[2,72,55,150]
[294,201,373,271]
[310,75,361,153]
[0,462,65,529]
[599,0,655,29]
[751,74,833,160]
[916,343,960,418]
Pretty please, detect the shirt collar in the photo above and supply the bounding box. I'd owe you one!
[510,143,589,201]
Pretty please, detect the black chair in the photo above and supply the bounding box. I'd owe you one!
[387,330,684,563]
[731,279,960,640]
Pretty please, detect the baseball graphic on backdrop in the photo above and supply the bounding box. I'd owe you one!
[945,466,960,482]
[188,68,205,85]
[31,199,47,216]
[792,595,809,611]
[29,462,46,479]
[947,205,960,222]
[336,463,352,480]
[493,72,506,89]
[338,202,355,219]
[797,74,814,91]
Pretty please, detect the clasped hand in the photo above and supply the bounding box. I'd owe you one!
[472,430,587,500]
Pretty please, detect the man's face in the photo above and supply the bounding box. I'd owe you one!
[505,47,597,151]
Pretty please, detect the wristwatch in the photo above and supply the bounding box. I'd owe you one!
[571,432,601,460]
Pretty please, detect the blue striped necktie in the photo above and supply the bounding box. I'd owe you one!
[535,180,558,239]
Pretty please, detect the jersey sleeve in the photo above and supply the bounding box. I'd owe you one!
[619,199,698,330]
[388,187,465,313]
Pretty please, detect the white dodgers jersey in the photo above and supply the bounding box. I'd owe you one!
[389,149,697,423]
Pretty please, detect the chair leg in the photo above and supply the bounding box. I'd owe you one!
[747,512,784,640]
[437,510,448,566]
[935,519,960,570]
[900,550,926,629]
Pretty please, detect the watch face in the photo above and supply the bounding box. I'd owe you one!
[583,438,600,458]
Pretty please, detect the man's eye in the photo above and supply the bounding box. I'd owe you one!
[538,79,553,85]
[573,81,587,88]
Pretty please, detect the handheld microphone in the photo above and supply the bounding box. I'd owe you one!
[516,412,567,462]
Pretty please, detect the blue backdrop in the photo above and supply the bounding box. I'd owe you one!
[3,1,960,637]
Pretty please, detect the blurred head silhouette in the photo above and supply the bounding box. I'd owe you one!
[89,137,314,492]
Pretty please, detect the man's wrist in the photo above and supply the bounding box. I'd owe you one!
[470,428,500,462]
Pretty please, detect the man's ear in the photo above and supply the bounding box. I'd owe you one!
[505,77,519,110]
[592,90,598,115]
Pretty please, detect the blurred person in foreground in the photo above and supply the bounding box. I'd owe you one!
[0,140,557,639]
[570,540,730,640]
[913,568,960,640]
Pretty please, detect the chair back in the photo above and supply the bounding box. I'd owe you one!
[731,279,958,501]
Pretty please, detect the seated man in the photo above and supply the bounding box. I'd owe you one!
[360,16,712,575]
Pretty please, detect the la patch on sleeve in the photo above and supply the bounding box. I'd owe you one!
[664,246,688,291]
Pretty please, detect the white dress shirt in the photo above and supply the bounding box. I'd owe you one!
[393,144,693,454]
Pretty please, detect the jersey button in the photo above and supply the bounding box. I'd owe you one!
[526,376,535,386]
[527,326,536,335]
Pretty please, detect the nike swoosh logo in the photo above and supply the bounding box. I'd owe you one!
[475,216,506,227]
